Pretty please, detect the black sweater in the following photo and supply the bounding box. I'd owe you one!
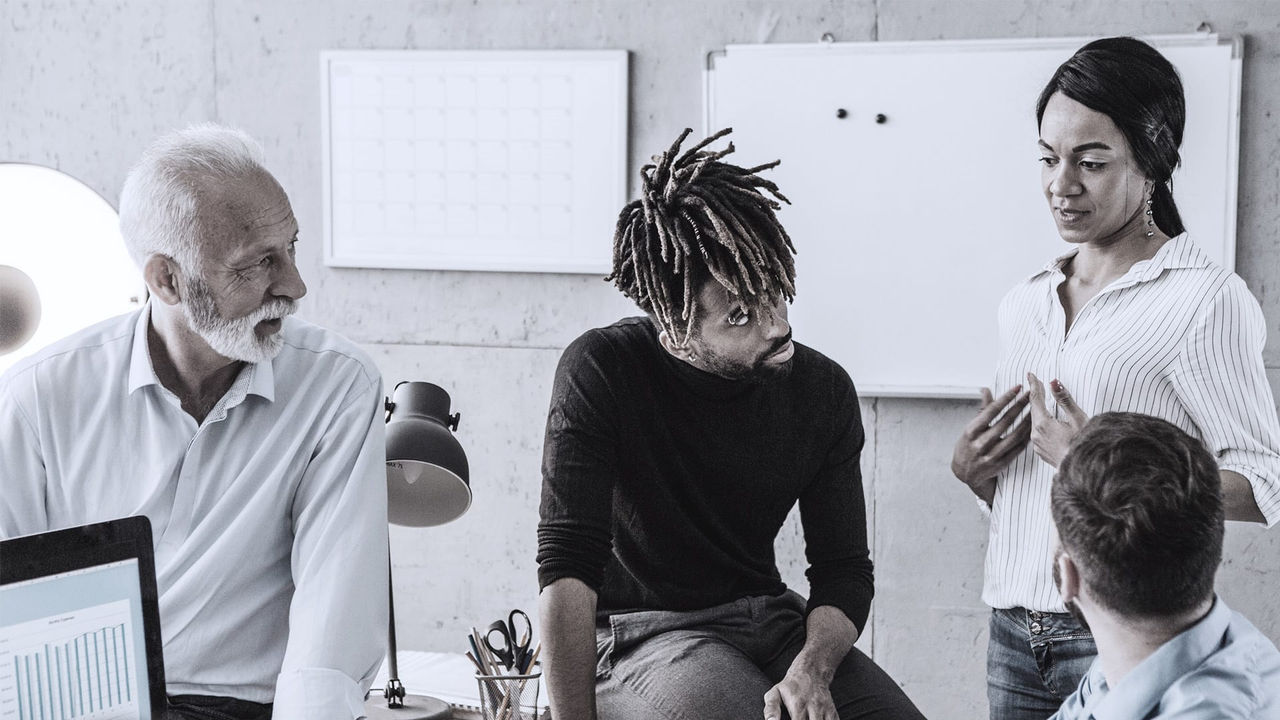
[536,317,875,632]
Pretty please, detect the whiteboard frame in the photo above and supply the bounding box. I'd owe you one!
[704,33,1243,399]
[320,49,629,274]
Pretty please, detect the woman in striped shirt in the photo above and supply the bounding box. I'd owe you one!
[949,36,1280,720]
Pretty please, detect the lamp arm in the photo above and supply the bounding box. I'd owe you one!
[383,554,406,708]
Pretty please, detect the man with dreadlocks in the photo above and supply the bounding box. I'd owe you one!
[536,129,923,720]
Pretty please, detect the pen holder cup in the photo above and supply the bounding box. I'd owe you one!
[476,670,541,720]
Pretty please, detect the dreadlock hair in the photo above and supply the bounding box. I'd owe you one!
[606,127,797,347]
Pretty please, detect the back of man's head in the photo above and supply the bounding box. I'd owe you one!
[1052,412,1223,619]
[118,123,269,275]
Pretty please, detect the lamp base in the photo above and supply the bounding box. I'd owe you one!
[363,693,453,720]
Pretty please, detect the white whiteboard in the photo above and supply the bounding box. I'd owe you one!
[322,50,628,273]
[706,34,1241,397]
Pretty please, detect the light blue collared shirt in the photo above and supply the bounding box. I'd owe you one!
[1050,597,1280,719]
[0,306,389,720]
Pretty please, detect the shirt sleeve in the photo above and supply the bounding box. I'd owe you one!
[0,368,49,537]
[798,368,875,634]
[274,366,389,720]
[536,331,619,592]
[1172,275,1280,527]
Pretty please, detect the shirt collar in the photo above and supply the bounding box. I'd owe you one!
[243,353,276,402]
[1088,596,1232,720]
[126,303,276,402]
[127,305,160,394]
[1033,233,1211,282]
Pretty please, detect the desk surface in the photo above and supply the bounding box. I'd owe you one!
[370,651,551,719]
[364,694,455,719]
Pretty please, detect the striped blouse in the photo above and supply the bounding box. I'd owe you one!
[984,234,1280,612]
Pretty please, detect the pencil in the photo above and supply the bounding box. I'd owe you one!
[520,643,541,675]
[470,628,505,710]
[497,643,543,719]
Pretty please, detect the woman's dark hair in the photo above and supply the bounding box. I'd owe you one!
[1036,37,1186,237]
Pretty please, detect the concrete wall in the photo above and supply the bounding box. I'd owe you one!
[5,1,1280,717]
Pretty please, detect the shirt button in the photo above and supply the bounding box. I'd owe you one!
[1030,622,1043,635]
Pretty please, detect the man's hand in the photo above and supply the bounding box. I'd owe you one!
[763,666,838,720]
[1026,372,1088,468]
[763,606,854,720]
[951,385,1032,502]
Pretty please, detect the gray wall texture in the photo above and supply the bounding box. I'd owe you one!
[4,1,1279,717]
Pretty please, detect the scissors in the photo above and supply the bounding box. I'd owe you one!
[483,609,533,671]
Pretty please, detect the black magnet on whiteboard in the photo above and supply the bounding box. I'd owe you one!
[836,108,848,119]
[875,113,888,124]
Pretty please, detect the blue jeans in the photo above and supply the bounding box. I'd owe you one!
[987,608,1096,720]
[594,591,924,720]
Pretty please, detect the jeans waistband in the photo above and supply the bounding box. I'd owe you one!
[993,606,1093,646]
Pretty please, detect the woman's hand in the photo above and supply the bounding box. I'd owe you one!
[1026,372,1089,468]
[951,385,1032,496]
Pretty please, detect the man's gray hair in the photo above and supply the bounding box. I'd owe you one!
[118,123,268,273]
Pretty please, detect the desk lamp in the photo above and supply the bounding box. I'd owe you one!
[0,264,41,355]
[367,381,472,720]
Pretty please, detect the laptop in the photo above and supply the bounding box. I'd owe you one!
[1,516,168,719]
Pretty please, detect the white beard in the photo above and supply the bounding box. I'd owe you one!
[181,276,296,364]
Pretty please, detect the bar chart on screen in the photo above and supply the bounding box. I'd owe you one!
[0,600,139,720]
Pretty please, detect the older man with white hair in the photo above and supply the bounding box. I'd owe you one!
[0,124,389,720]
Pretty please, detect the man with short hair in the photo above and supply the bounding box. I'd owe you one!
[536,128,923,720]
[0,124,388,720]
[1050,412,1280,719]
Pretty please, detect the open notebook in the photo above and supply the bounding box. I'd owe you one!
[372,650,552,718]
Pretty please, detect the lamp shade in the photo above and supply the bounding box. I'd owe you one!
[0,264,41,355]
[385,381,471,527]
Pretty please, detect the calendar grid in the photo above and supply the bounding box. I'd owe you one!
[322,50,627,273]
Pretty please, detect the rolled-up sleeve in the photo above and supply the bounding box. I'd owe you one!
[536,332,618,592]
[799,371,874,634]
[276,370,389,719]
[1173,275,1280,526]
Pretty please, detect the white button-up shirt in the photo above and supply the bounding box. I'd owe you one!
[0,307,389,719]
[986,235,1280,612]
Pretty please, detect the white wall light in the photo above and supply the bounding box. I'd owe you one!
[0,164,144,374]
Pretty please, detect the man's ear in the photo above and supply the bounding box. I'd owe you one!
[1057,551,1082,603]
[657,329,695,362]
[143,255,184,306]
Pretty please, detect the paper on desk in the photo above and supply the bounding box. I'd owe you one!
[372,650,551,716]
[372,651,483,708]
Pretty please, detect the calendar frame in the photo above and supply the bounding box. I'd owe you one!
[320,49,628,273]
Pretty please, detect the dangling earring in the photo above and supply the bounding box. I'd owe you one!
[1145,193,1155,238]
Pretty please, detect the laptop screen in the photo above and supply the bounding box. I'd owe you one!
[2,559,152,718]
[0,517,167,720]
